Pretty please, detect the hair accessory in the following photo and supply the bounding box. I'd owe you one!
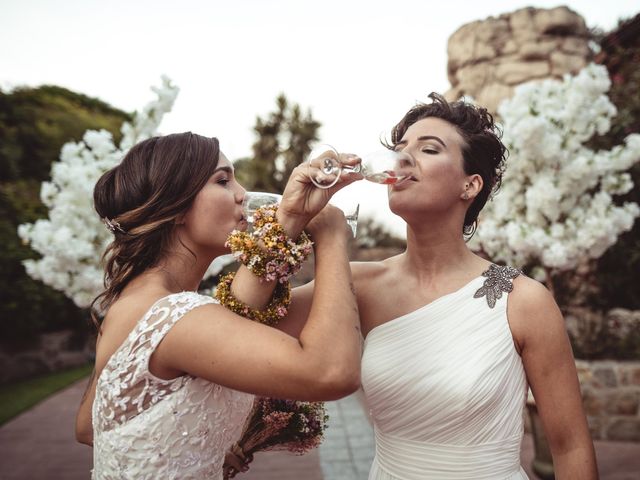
[214,272,291,326]
[226,205,313,284]
[102,217,126,234]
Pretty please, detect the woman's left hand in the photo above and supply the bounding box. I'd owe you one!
[277,153,363,237]
[222,446,253,479]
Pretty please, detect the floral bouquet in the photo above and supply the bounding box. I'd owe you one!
[223,397,329,478]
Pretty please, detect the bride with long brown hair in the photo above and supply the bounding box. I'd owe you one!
[75,132,364,479]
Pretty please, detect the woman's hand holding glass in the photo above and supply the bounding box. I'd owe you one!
[304,203,354,243]
[248,152,362,239]
[278,153,363,231]
[242,143,412,239]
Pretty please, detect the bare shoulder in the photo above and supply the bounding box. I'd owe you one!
[507,273,565,347]
[149,301,249,375]
[509,274,557,313]
[170,299,227,322]
[103,289,171,334]
[350,260,388,276]
[163,300,254,340]
[350,254,401,286]
[291,258,395,303]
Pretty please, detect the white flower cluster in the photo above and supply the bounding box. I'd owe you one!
[473,64,640,276]
[18,77,179,308]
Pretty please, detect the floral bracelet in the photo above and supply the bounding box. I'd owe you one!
[214,272,291,326]
[226,204,313,284]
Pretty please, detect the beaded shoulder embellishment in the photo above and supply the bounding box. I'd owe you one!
[473,264,521,308]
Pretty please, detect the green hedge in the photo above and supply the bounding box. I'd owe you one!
[0,85,130,348]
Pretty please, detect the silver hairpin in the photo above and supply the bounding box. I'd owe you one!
[102,217,126,234]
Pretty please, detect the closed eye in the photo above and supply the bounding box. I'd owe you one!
[211,165,235,186]
[422,148,439,154]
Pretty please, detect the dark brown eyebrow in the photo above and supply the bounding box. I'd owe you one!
[395,135,447,149]
[213,166,234,175]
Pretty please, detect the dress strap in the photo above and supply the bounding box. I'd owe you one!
[473,264,521,308]
[94,292,217,431]
[127,291,218,363]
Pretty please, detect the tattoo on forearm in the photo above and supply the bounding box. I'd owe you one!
[350,281,359,314]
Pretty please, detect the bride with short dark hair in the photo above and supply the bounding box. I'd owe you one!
[281,94,598,479]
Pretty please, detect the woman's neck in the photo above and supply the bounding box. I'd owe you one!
[156,253,212,293]
[154,230,226,293]
[401,219,484,281]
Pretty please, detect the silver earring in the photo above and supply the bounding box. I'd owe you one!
[463,192,469,200]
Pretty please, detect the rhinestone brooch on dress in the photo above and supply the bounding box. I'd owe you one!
[473,264,521,308]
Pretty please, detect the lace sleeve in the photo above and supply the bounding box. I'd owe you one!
[93,292,217,432]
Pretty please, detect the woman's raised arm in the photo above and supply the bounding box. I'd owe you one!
[155,206,362,400]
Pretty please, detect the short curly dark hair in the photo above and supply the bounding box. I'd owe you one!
[387,93,507,237]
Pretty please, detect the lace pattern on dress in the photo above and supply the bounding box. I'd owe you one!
[473,264,521,308]
[92,291,255,479]
[94,292,216,432]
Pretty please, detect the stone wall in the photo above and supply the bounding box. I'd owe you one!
[0,330,93,384]
[577,360,640,442]
[445,6,592,112]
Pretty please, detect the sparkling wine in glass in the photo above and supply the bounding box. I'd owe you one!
[307,144,414,188]
[358,149,415,185]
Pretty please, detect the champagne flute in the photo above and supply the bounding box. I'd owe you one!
[307,144,415,189]
[344,204,359,237]
[242,191,359,237]
[242,191,283,225]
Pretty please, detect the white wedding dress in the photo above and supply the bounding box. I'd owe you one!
[92,291,254,480]
[361,265,529,480]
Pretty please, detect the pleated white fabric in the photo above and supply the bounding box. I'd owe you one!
[361,275,529,480]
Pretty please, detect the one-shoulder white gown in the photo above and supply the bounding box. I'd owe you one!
[361,266,529,479]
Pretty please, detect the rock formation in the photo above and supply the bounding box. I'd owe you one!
[445,6,592,112]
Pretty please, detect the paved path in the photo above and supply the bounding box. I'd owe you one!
[1,378,639,479]
[0,378,92,479]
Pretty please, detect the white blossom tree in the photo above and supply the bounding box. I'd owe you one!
[18,77,180,308]
[472,64,640,286]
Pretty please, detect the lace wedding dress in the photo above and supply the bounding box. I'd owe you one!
[362,265,529,479]
[92,291,254,479]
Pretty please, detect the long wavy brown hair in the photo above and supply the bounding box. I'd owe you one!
[90,132,220,328]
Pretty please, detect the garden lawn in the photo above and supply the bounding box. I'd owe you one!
[0,363,92,426]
